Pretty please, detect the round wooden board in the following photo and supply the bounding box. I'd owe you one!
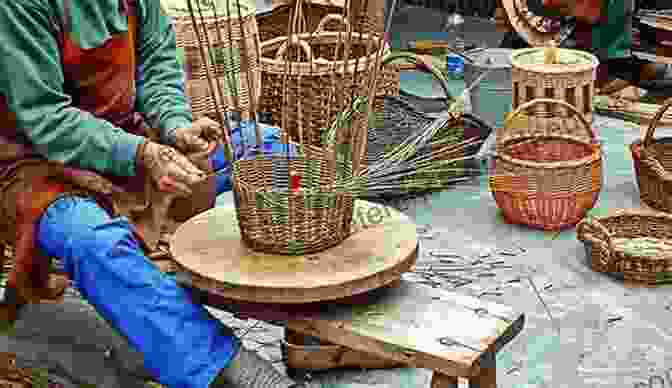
[170,201,418,304]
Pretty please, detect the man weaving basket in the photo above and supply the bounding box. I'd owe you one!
[0,0,309,387]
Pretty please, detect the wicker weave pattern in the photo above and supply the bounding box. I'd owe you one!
[630,98,672,213]
[232,146,355,255]
[173,14,261,118]
[577,209,672,284]
[259,30,382,146]
[510,48,598,128]
[256,5,400,125]
[490,98,602,230]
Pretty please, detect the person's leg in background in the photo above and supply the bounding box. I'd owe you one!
[32,193,298,388]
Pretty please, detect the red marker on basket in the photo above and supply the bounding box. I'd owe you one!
[290,171,301,192]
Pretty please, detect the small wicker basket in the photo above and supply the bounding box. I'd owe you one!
[630,98,672,213]
[490,98,602,230]
[258,20,384,147]
[232,145,355,255]
[577,209,672,284]
[173,13,261,119]
[510,48,598,126]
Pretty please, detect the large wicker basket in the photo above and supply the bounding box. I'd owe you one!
[510,48,598,127]
[172,12,261,119]
[630,98,672,213]
[232,145,355,255]
[258,21,384,147]
[490,98,602,230]
[256,7,400,125]
[577,209,672,284]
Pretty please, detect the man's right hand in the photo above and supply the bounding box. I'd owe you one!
[138,141,207,197]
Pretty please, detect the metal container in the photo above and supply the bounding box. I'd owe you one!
[464,48,513,130]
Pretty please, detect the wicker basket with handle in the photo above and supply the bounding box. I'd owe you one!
[256,7,400,124]
[258,15,383,147]
[489,98,602,230]
[577,209,672,284]
[172,11,261,119]
[630,98,672,213]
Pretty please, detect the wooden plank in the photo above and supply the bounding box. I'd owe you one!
[170,201,418,304]
[179,279,525,378]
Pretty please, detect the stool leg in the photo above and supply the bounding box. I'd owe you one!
[430,373,458,388]
[469,352,496,388]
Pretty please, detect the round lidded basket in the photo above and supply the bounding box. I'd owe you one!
[232,145,355,255]
[577,209,672,285]
[509,48,599,131]
[259,16,384,147]
[630,98,672,213]
[171,5,261,120]
[489,98,603,231]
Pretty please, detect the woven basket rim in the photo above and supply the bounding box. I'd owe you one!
[510,48,599,73]
[497,135,601,169]
[259,31,383,73]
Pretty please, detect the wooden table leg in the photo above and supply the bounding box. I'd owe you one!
[430,373,458,388]
[469,351,496,388]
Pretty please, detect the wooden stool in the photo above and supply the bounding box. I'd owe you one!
[169,201,525,387]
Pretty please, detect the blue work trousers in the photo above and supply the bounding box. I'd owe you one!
[35,123,282,388]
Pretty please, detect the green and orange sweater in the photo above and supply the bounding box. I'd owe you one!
[0,0,192,178]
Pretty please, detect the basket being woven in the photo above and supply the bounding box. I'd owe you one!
[577,209,672,284]
[259,17,384,147]
[490,98,602,230]
[630,98,672,213]
[172,11,261,119]
[232,145,355,255]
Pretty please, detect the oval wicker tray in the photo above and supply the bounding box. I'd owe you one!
[577,209,672,284]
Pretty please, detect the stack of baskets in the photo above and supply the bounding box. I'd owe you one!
[576,98,672,284]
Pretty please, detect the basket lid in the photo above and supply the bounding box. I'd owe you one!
[161,0,256,17]
[510,48,598,73]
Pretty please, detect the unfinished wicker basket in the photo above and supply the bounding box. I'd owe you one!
[173,12,261,119]
[256,7,400,125]
[259,18,384,146]
[232,145,355,255]
[510,48,598,127]
[630,98,672,213]
[271,0,385,36]
[577,209,672,284]
[490,98,602,230]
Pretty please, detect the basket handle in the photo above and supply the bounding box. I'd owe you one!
[275,35,315,69]
[642,97,672,148]
[504,98,595,142]
[576,215,615,268]
[313,13,352,35]
[381,52,453,108]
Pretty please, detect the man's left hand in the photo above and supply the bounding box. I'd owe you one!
[174,117,222,154]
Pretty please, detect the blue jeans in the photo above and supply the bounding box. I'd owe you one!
[35,123,282,388]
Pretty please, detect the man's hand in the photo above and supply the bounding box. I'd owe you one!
[139,141,207,197]
[174,117,222,154]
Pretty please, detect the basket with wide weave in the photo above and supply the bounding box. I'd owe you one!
[172,10,261,119]
[256,7,400,125]
[509,48,598,134]
[232,144,355,255]
[630,98,672,213]
[577,209,672,284]
[258,16,384,146]
[489,98,602,230]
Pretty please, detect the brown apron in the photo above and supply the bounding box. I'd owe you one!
[0,0,215,323]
